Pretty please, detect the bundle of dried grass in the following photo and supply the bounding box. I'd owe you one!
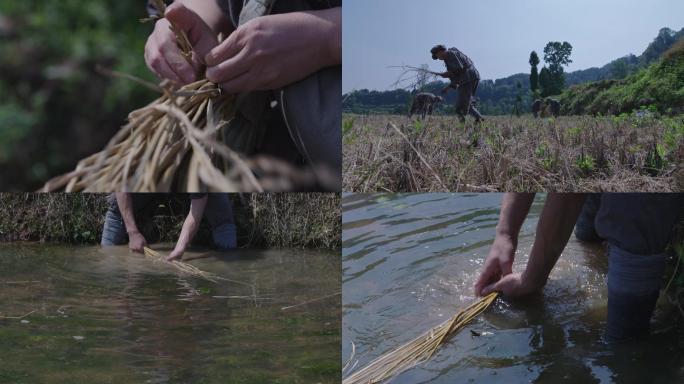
[343,292,499,384]
[144,246,223,283]
[40,1,332,192]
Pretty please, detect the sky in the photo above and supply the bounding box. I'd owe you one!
[343,0,684,93]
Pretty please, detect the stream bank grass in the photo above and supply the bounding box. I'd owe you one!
[344,114,683,192]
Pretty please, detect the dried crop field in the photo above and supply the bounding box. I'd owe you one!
[343,113,684,192]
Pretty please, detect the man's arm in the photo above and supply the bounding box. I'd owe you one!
[115,193,147,253]
[167,196,208,261]
[473,193,535,295]
[479,193,586,296]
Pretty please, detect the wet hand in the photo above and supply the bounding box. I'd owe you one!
[204,10,340,93]
[128,232,147,254]
[473,235,516,296]
[144,3,218,85]
[480,272,538,297]
[166,249,185,261]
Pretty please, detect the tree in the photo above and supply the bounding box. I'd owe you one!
[611,58,629,79]
[529,51,540,96]
[542,41,573,95]
[513,81,523,116]
[539,66,552,97]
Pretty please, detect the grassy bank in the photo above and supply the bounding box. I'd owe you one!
[0,194,341,249]
[560,40,684,116]
[343,114,682,192]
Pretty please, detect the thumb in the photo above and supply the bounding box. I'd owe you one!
[480,280,503,296]
[165,3,218,63]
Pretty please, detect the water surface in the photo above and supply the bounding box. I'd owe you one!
[0,245,340,383]
[342,193,683,384]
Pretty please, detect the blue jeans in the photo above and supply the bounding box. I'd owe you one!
[576,193,684,341]
[101,194,237,250]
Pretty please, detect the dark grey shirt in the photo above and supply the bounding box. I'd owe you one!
[218,0,342,27]
[443,47,479,86]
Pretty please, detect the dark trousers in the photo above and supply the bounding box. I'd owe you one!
[456,79,483,122]
[101,194,237,250]
[574,193,684,341]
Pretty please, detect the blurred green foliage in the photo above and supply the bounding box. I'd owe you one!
[560,40,684,116]
[0,1,158,190]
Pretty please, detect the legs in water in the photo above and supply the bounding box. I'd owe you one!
[574,193,603,243]
[204,194,237,251]
[596,193,684,341]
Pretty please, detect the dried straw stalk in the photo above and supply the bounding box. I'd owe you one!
[143,246,252,290]
[41,1,323,192]
[343,292,499,384]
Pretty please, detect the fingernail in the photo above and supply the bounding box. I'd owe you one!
[205,67,217,83]
[204,51,216,67]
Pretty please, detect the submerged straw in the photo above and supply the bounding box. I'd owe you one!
[343,292,499,384]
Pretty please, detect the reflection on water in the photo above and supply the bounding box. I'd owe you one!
[0,244,340,383]
[343,193,683,384]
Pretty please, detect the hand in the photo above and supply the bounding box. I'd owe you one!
[480,272,539,297]
[204,9,340,93]
[128,231,147,254]
[144,3,218,85]
[473,235,516,296]
[440,72,450,78]
[166,248,185,261]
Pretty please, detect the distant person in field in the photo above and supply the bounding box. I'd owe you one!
[430,45,483,124]
[532,98,561,118]
[101,193,237,261]
[409,92,443,120]
[532,99,543,118]
[144,0,342,175]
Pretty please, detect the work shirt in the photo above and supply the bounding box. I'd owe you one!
[443,48,480,87]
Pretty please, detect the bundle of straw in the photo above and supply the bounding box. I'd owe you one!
[40,1,332,192]
[343,292,499,384]
[144,246,225,283]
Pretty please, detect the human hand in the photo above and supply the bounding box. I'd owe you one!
[473,235,516,296]
[144,3,218,85]
[479,272,539,297]
[128,231,148,254]
[204,9,341,93]
[166,248,185,261]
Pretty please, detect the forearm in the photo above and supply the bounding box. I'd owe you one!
[175,0,232,36]
[522,193,587,289]
[173,197,208,254]
[174,216,200,253]
[496,193,536,243]
[115,193,140,235]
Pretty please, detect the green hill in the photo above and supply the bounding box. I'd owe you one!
[560,39,684,116]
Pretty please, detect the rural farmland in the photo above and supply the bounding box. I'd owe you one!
[343,113,684,192]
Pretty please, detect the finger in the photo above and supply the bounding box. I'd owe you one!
[480,282,498,296]
[205,28,244,67]
[473,260,499,296]
[205,48,252,84]
[148,50,184,84]
[155,30,196,84]
[217,69,255,94]
[166,3,218,61]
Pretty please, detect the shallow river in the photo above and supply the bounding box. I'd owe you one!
[0,245,340,384]
[342,193,683,384]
